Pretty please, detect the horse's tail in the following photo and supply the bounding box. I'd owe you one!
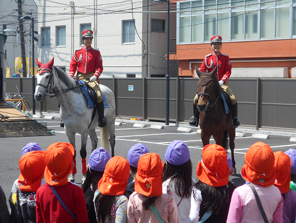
[101,126,109,154]
[223,130,228,151]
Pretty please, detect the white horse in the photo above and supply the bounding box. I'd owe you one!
[34,58,116,182]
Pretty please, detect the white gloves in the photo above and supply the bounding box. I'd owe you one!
[219,80,224,86]
[89,75,97,82]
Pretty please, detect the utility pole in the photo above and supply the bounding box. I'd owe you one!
[17,0,27,76]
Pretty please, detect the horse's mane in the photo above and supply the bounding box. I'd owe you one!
[52,66,80,93]
[198,71,221,97]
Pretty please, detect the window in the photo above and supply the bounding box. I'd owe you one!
[231,12,244,40]
[205,14,216,41]
[126,74,135,78]
[122,20,135,43]
[276,7,289,37]
[218,13,229,41]
[180,17,190,43]
[261,8,274,38]
[192,16,202,42]
[245,11,258,39]
[56,26,66,46]
[293,8,296,35]
[151,19,165,32]
[41,27,50,47]
[80,23,91,45]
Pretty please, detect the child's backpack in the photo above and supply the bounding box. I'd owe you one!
[9,185,37,223]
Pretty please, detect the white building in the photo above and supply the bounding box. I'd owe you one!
[1,0,38,77]
[37,0,177,78]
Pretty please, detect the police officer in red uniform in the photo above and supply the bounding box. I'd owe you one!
[69,29,106,127]
[189,35,240,128]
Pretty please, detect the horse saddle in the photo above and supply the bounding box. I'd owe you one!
[76,80,109,108]
[221,91,231,114]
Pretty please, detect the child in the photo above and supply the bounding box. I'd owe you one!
[189,144,235,223]
[162,140,195,223]
[126,143,149,199]
[284,148,296,192]
[127,153,180,223]
[36,142,89,223]
[0,185,10,223]
[21,142,42,157]
[9,151,45,223]
[274,151,296,223]
[94,156,130,223]
[82,147,111,223]
[227,142,283,223]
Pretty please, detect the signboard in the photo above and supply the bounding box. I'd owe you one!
[128,85,134,91]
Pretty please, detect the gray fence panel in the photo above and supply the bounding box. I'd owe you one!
[100,79,114,92]
[261,79,296,128]
[116,79,144,117]
[179,78,199,122]
[21,78,36,110]
[228,78,258,126]
[6,78,21,96]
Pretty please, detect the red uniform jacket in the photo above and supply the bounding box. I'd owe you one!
[69,45,103,81]
[36,182,89,223]
[200,52,232,82]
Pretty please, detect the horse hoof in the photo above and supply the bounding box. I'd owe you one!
[81,174,86,184]
[68,174,75,183]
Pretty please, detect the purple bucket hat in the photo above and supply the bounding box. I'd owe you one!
[21,142,42,157]
[165,140,190,165]
[227,154,233,174]
[285,148,296,174]
[89,147,111,172]
[127,143,149,168]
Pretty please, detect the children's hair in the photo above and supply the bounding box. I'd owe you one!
[193,181,232,216]
[142,196,158,210]
[162,159,193,198]
[82,167,104,196]
[96,193,116,221]
[130,165,137,176]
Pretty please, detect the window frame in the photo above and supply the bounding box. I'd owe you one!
[41,27,50,47]
[122,19,135,44]
[56,25,66,47]
[151,19,166,32]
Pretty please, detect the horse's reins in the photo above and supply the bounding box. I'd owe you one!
[37,69,83,98]
[198,76,220,112]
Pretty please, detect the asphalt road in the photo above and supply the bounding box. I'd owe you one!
[1,113,296,209]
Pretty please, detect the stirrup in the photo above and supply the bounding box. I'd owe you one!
[232,117,240,128]
[98,117,107,127]
[189,116,198,127]
[68,174,75,183]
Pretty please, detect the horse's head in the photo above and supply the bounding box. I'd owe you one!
[195,66,220,112]
[34,58,54,101]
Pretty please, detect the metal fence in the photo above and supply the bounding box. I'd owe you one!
[5,77,296,130]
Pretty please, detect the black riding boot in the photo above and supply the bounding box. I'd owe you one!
[97,101,107,127]
[231,102,240,128]
[189,104,199,127]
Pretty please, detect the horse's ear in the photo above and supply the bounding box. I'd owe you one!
[195,66,202,77]
[36,58,42,68]
[211,66,218,79]
[48,57,54,70]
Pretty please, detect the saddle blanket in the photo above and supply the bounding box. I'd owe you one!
[221,92,230,114]
[77,80,109,108]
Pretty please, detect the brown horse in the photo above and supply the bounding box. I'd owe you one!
[195,66,236,172]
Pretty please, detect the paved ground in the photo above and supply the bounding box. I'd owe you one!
[1,111,296,208]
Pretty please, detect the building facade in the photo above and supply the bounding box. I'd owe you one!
[171,0,296,78]
[37,0,177,78]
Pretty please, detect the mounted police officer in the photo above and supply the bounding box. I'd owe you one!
[189,35,240,128]
[69,29,106,127]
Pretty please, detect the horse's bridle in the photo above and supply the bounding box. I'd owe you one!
[197,77,220,112]
[36,69,54,92]
[36,68,81,97]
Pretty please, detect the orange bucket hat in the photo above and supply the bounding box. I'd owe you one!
[274,151,291,194]
[196,144,229,187]
[44,142,75,186]
[135,153,164,197]
[241,142,276,187]
[18,151,45,192]
[98,156,130,196]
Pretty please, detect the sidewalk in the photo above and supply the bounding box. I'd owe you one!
[33,111,296,138]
